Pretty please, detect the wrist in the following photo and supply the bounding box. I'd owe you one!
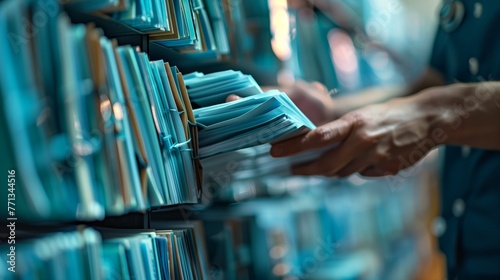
[412,84,475,147]
[330,97,351,120]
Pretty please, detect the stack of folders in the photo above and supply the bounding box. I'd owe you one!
[182,70,316,159]
[112,0,218,58]
[65,0,238,59]
[218,0,251,62]
[184,70,263,107]
[201,144,330,183]
[204,0,230,55]
[193,90,316,158]
[100,222,209,280]
[0,0,201,222]
[0,223,210,280]
[113,0,171,33]
[182,71,330,190]
[183,72,327,187]
[185,71,315,159]
[0,228,103,280]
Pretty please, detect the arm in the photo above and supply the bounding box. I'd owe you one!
[270,82,500,177]
[276,67,445,124]
[420,82,500,149]
[332,67,446,118]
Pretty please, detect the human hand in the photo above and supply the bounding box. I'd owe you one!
[270,93,440,177]
[226,94,241,102]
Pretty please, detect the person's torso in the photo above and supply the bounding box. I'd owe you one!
[431,0,500,277]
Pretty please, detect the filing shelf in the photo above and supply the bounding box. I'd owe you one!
[64,7,278,85]
[65,8,215,72]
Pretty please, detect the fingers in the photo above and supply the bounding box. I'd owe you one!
[291,129,367,176]
[291,145,357,176]
[359,166,386,177]
[271,118,353,157]
[334,158,371,178]
[291,149,338,176]
[281,125,405,177]
[359,166,394,177]
[359,159,402,177]
[226,94,241,102]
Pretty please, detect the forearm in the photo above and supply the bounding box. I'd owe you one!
[333,85,406,118]
[332,67,445,119]
[415,82,500,150]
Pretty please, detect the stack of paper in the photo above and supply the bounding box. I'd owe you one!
[0,0,77,221]
[147,0,198,45]
[204,0,230,55]
[0,0,202,222]
[201,144,330,183]
[151,221,211,280]
[184,70,262,107]
[65,0,256,61]
[0,224,211,280]
[219,0,251,62]
[201,0,252,61]
[0,228,103,280]
[100,222,210,280]
[113,0,170,32]
[112,0,218,59]
[65,0,219,58]
[149,0,218,60]
[193,90,316,158]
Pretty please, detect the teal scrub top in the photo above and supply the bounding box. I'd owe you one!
[430,0,500,278]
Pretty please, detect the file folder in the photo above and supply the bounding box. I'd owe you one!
[193,90,315,158]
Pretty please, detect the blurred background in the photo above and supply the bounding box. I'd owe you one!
[222,0,440,88]
[183,0,446,279]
